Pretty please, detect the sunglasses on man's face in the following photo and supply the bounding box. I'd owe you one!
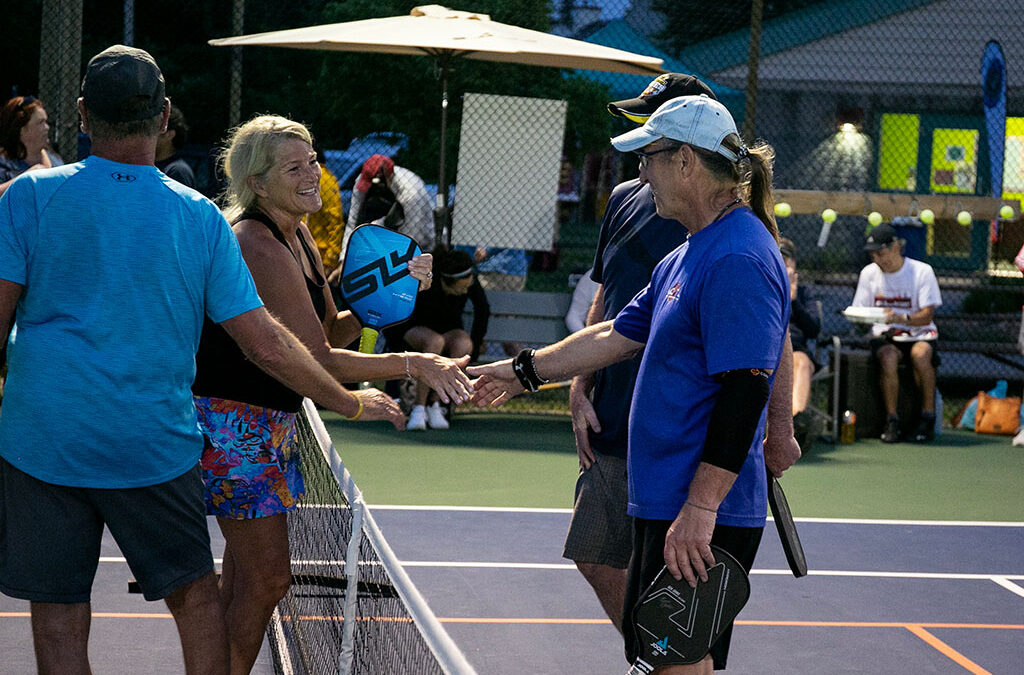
[634,143,681,168]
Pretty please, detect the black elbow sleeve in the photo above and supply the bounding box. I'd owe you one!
[701,369,772,473]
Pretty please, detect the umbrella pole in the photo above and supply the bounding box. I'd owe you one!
[433,56,451,250]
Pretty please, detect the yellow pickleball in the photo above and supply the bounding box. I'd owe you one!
[999,205,1014,220]
[867,211,883,227]
[774,202,791,218]
[919,209,935,225]
[822,208,837,223]
[957,210,972,226]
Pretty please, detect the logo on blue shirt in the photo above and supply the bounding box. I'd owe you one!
[665,282,681,302]
[110,172,137,183]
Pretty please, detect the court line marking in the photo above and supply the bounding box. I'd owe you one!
[991,577,1024,598]
[95,557,1024,582]
[367,506,1024,527]
[391,562,1024,582]
[906,624,993,675]
[2,612,1020,631]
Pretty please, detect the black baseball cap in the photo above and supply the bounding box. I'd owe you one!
[864,223,898,251]
[607,73,716,123]
[81,45,165,123]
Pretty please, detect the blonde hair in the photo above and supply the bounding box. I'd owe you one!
[691,134,779,243]
[219,114,313,222]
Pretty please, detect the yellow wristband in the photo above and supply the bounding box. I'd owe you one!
[345,396,364,421]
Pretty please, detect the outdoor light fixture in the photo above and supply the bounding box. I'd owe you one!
[837,106,864,132]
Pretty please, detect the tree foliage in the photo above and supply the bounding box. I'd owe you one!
[651,0,831,53]
[10,0,612,186]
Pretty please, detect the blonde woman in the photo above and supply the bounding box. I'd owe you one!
[192,115,472,673]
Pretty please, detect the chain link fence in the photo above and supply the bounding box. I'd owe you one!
[22,0,1024,417]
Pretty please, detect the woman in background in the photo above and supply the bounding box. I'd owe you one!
[0,95,63,197]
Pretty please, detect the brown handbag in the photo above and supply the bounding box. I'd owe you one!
[974,392,1021,435]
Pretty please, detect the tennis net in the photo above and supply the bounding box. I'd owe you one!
[266,399,476,675]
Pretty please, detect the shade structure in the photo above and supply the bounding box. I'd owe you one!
[209,4,665,245]
[208,5,664,75]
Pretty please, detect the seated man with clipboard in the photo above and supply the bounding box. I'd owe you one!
[852,222,942,443]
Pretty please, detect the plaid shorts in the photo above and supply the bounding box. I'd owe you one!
[194,396,305,519]
[563,454,632,568]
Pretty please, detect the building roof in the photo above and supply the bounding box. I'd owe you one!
[707,0,1024,102]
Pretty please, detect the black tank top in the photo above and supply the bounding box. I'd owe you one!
[192,208,327,412]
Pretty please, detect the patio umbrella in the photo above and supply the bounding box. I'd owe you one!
[209,4,664,244]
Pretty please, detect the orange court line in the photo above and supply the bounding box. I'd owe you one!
[906,624,993,675]
[736,620,1024,630]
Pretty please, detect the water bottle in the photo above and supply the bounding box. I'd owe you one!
[841,410,857,444]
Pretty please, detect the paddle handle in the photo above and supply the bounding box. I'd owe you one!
[358,326,379,354]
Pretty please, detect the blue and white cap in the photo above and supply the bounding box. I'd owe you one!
[610,94,743,163]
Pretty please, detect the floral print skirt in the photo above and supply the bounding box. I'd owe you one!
[193,395,305,519]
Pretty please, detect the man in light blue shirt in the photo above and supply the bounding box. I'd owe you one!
[0,45,379,674]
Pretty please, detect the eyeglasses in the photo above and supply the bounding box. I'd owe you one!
[634,143,681,168]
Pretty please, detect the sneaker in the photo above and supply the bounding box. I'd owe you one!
[881,415,900,443]
[407,405,427,431]
[913,413,936,443]
[426,402,449,430]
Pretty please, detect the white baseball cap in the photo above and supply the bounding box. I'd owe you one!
[610,94,742,162]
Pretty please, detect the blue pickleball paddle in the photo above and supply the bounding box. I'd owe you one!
[339,225,421,353]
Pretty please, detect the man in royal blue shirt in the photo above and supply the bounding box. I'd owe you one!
[564,74,798,638]
[470,95,795,673]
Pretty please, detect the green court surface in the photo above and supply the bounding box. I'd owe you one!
[321,411,1024,521]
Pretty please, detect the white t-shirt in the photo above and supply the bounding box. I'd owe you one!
[853,257,942,336]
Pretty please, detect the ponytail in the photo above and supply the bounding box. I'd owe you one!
[745,141,778,243]
[693,136,778,242]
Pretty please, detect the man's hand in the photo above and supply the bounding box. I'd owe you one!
[764,433,801,478]
[466,360,523,406]
[353,388,405,430]
[664,503,718,588]
[409,353,472,404]
[569,378,601,469]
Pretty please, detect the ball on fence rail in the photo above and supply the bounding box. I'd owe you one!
[867,211,883,227]
[774,202,791,218]
[999,205,1014,220]
[919,209,935,225]
[957,210,972,226]
[822,208,837,223]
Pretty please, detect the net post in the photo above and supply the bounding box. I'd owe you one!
[338,497,364,675]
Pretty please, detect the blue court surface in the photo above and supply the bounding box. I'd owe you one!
[1,509,1020,674]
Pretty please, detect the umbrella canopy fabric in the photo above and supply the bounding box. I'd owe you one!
[208,4,664,75]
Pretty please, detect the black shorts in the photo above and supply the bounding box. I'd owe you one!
[0,458,214,602]
[623,518,763,671]
[869,336,940,367]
